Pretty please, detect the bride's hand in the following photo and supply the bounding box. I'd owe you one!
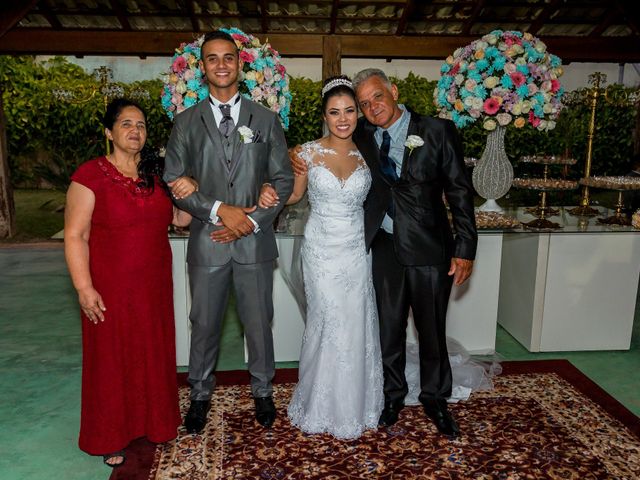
[258,183,279,208]
[289,145,307,177]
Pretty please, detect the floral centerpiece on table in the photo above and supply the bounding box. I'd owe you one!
[434,30,564,132]
[161,27,292,129]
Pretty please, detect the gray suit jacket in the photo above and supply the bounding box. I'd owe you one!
[164,97,294,266]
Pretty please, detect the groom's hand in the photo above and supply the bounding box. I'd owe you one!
[217,204,257,237]
[448,257,474,286]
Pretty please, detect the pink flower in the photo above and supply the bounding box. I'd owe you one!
[276,64,286,75]
[550,79,561,93]
[171,56,187,73]
[450,63,460,75]
[510,72,526,87]
[483,97,501,115]
[239,50,256,63]
[529,111,541,127]
[231,33,249,44]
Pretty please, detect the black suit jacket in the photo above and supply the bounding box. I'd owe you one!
[353,109,477,266]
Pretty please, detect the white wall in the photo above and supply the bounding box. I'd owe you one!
[41,55,640,91]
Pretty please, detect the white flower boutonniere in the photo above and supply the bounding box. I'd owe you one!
[405,135,424,156]
[238,126,254,144]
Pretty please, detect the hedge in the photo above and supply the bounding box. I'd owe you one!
[0,56,636,189]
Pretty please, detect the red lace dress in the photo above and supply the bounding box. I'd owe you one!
[71,157,180,455]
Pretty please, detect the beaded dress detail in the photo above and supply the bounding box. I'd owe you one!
[287,141,384,439]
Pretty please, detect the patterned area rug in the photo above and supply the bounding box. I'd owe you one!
[111,360,640,480]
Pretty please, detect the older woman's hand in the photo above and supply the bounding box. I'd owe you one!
[78,286,106,324]
[168,177,199,199]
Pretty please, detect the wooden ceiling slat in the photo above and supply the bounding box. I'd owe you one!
[329,0,339,35]
[1,30,639,63]
[615,0,640,36]
[259,0,268,33]
[395,0,417,36]
[461,0,484,35]
[527,0,561,35]
[110,0,133,31]
[588,6,621,37]
[0,0,39,38]
[182,0,200,32]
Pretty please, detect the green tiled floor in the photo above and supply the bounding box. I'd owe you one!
[0,245,638,480]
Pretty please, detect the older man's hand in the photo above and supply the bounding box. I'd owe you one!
[448,257,474,286]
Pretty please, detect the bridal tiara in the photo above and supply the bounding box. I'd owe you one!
[321,78,353,97]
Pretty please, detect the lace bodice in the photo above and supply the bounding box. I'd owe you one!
[298,141,370,219]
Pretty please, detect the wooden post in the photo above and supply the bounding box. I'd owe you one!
[322,35,341,81]
[0,83,16,238]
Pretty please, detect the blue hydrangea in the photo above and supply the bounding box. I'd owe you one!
[476,59,489,71]
[183,96,196,108]
[516,64,529,75]
[197,85,209,101]
[500,75,514,89]
[492,56,506,71]
[549,55,561,68]
[485,46,499,59]
[516,85,529,98]
[474,85,488,99]
[186,79,201,92]
[440,63,451,74]
[468,70,482,82]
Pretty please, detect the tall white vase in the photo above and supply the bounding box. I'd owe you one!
[472,126,514,212]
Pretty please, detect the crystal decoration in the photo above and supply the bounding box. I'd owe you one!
[472,126,514,212]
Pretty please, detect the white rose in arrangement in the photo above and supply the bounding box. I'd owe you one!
[522,100,532,113]
[483,76,499,89]
[238,126,254,144]
[175,80,187,94]
[543,103,553,114]
[469,108,482,118]
[404,135,425,155]
[454,74,465,85]
[267,94,278,107]
[511,101,523,115]
[496,113,512,126]
[527,83,538,95]
[504,63,517,74]
[546,120,556,130]
[483,118,497,131]
[485,34,497,45]
[464,78,477,91]
[244,70,257,81]
[537,119,548,131]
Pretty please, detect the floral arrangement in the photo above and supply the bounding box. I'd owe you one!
[161,27,292,129]
[434,30,564,132]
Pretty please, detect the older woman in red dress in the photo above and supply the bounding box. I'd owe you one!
[64,99,194,467]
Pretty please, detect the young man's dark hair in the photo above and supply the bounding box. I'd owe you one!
[201,30,238,54]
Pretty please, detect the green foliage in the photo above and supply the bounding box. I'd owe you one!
[1,58,636,188]
[285,77,322,147]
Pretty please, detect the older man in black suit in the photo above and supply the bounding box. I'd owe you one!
[352,68,477,438]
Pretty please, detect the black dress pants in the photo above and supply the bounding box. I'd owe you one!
[371,231,453,405]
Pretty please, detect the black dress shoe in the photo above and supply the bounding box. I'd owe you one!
[254,396,276,428]
[378,400,404,426]
[184,400,210,434]
[422,399,460,438]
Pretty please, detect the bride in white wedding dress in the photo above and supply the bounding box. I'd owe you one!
[260,76,384,439]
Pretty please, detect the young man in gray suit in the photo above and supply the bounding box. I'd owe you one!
[164,30,294,432]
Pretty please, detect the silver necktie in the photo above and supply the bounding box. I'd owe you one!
[219,103,234,137]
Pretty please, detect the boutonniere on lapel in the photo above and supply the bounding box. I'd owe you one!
[238,126,255,144]
[404,135,424,156]
[238,126,262,144]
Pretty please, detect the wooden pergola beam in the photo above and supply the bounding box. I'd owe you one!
[1,30,639,63]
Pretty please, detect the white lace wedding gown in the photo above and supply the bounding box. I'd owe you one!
[287,141,384,439]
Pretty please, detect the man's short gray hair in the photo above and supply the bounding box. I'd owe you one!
[352,68,392,92]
